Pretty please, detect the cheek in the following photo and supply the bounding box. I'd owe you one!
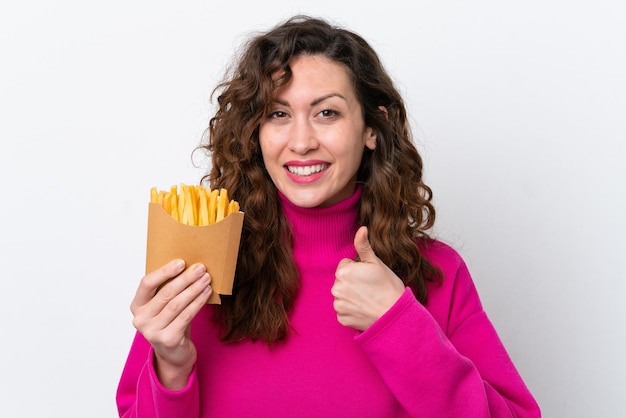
[259,125,284,154]
[258,130,274,161]
[350,149,365,172]
[345,135,367,164]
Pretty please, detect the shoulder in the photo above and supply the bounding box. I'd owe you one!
[417,239,484,334]
[418,239,467,275]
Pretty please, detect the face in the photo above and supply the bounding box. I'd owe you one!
[259,55,377,208]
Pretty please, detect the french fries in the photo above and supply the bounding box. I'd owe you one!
[150,184,240,226]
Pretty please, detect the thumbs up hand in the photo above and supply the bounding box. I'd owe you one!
[332,226,406,331]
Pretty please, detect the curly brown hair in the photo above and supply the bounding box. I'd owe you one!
[199,15,441,343]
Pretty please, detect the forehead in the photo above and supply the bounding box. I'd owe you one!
[275,55,357,98]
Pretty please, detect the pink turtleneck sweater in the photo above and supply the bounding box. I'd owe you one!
[117,189,540,417]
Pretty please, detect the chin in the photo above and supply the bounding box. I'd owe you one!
[283,190,327,208]
[289,197,325,208]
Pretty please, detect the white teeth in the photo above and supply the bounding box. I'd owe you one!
[287,164,328,176]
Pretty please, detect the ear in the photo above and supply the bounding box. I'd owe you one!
[363,106,387,151]
[378,106,388,119]
[364,128,377,150]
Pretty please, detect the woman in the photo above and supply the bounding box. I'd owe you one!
[117,15,541,417]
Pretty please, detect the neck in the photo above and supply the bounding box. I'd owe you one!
[279,187,362,261]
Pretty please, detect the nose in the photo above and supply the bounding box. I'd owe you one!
[287,118,319,154]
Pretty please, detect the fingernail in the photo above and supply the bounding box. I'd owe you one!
[199,273,210,283]
[194,264,206,274]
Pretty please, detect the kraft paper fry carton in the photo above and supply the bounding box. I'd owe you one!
[145,203,244,304]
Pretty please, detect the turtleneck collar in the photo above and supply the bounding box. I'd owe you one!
[278,186,362,262]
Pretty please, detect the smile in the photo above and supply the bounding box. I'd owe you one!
[286,164,329,176]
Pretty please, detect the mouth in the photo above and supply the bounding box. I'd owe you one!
[285,163,329,177]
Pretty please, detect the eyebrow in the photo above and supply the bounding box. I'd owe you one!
[273,93,347,107]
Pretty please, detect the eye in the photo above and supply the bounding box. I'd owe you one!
[267,110,288,119]
[318,109,340,118]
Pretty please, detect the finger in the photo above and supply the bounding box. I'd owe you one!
[158,285,213,335]
[152,276,212,341]
[140,272,212,337]
[353,226,377,263]
[335,257,355,274]
[156,263,207,304]
[141,263,208,323]
[330,279,342,299]
[133,262,206,322]
[132,259,186,311]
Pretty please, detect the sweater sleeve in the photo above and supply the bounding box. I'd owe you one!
[116,332,200,418]
[354,245,541,418]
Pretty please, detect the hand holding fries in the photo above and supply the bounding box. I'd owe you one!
[150,184,240,226]
[131,259,212,390]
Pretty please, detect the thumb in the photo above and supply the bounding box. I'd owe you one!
[354,226,377,263]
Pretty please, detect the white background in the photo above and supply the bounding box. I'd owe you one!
[1,1,624,417]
